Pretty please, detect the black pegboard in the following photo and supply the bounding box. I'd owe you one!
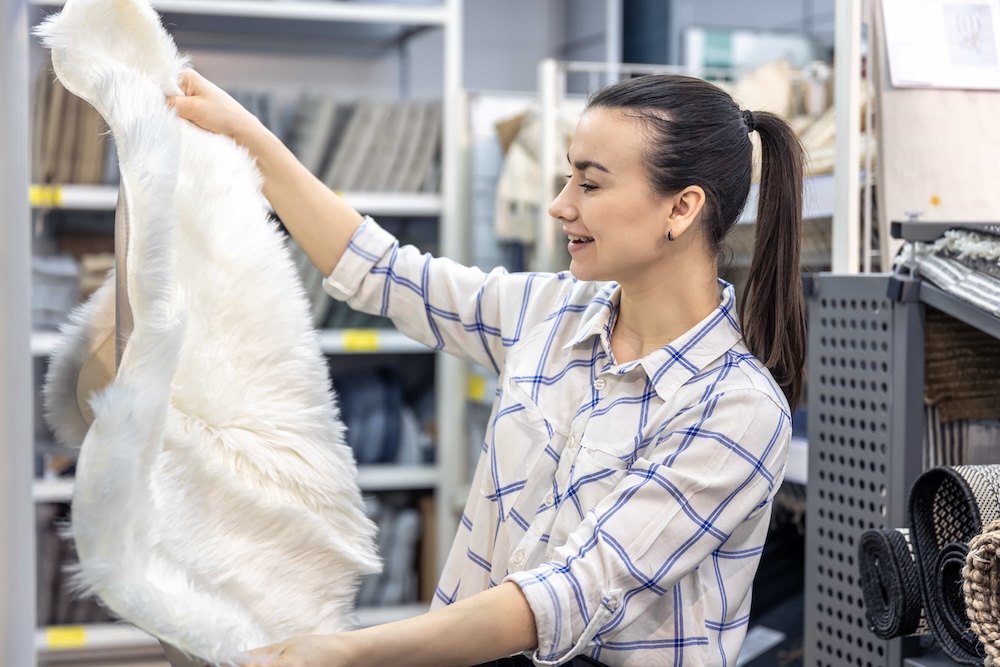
[804,275,926,667]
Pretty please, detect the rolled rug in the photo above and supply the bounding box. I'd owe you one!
[909,465,1000,664]
[858,528,929,639]
[964,519,1000,667]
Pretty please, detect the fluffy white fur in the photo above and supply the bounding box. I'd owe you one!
[36,1,380,663]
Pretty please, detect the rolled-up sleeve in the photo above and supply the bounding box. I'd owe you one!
[323,218,578,373]
[504,388,789,665]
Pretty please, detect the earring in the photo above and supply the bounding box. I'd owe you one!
[667,230,675,242]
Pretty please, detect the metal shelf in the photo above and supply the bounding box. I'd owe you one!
[35,604,426,656]
[786,436,808,486]
[30,0,447,25]
[738,173,835,224]
[903,652,965,667]
[32,478,73,504]
[30,330,61,357]
[355,602,427,626]
[355,464,438,491]
[32,328,430,357]
[34,465,438,503]
[36,624,159,658]
[30,1,448,57]
[29,185,442,217]
[919,282,1000,342]
[317,328,430,354]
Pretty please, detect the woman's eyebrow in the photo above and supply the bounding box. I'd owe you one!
[567,153,611,174]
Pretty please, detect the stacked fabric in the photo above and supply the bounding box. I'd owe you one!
[896,226,1000,318]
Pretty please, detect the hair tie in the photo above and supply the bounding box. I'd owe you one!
[742,109,757,133]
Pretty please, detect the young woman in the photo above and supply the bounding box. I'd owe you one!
[169,70,805,667]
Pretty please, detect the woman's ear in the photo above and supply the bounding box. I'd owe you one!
[665,185,706,241]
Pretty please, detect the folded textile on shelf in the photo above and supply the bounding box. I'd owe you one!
[896,227,1000,320]
[922,302,1000,424]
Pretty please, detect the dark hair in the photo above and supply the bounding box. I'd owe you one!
[588,75,806,409]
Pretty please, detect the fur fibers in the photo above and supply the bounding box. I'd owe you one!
[36,1,380,663]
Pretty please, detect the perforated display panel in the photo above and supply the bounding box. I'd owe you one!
[804,275,925,667]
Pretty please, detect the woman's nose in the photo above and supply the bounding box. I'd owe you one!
[548,180,576,222]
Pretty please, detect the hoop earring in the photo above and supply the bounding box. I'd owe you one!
[667,230,675,242]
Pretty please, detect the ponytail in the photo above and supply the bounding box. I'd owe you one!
[588,77,807,409]
[740,111,806,409]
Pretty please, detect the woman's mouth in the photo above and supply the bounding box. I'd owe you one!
[567,234,594,253]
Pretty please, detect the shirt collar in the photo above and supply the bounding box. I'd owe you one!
[564,280,744,402]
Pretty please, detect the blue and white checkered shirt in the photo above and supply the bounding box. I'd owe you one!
[324,219,791,667]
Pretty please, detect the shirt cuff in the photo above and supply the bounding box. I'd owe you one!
[322,217,397,301]
[504,568,622,666]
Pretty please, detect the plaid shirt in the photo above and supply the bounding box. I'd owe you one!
[324,219,790,667]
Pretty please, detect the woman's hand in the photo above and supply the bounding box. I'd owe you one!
[167,69,261,143]
[244,634,354,667]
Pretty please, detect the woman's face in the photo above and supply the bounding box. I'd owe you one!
[548,107,674,285]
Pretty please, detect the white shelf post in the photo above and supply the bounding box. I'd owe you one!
[605,0,622,70]
[832,0,862,274]
[436,0,467,577]
[1,0,37,664]
[534,58,561,273]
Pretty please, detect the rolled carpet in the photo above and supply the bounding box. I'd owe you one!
[909,465,1000,664]
[858,528,929,639]
[964,519,1000,666]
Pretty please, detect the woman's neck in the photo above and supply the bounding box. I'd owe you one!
[610,256,721,364]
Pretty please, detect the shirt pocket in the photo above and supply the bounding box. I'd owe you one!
[481,376,556,522]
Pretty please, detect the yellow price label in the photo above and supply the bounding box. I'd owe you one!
[342,329,380,352]
[46,626,87,649]
[29,185,63,208]
[467,374,487,403]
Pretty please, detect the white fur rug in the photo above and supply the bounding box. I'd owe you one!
[36,0,380,663]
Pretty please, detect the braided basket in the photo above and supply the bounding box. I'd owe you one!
[965,519,1000,666]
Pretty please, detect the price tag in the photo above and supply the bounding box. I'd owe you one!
[342,329,380,352]
[467,374,487,403]
[29,185,63,208]
[46,626,87,649]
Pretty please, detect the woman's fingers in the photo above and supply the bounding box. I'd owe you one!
[243,644,285,666]
[167,67,251,138]
[177,68,199,94]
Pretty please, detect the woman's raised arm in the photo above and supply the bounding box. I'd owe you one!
[168,69,363,276]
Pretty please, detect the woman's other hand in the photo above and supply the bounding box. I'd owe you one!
[167,69,260,142]
[244,634,354,667]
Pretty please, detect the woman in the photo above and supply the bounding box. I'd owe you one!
[169,70,805,667]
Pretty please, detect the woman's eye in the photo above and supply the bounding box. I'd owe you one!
[579,183,597,193]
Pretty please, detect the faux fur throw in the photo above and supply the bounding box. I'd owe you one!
[36,0,380,662]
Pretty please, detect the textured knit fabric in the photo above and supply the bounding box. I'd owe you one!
[325,219,791,667]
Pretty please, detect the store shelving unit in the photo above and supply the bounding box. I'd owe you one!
[805,223,1000,667]
[21,0,468,663]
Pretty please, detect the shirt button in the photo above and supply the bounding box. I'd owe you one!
[511,550,525,565]
[593,378,606,390]
[544,493,555,507]
[567,436,577,448]
[607,597,620,611]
